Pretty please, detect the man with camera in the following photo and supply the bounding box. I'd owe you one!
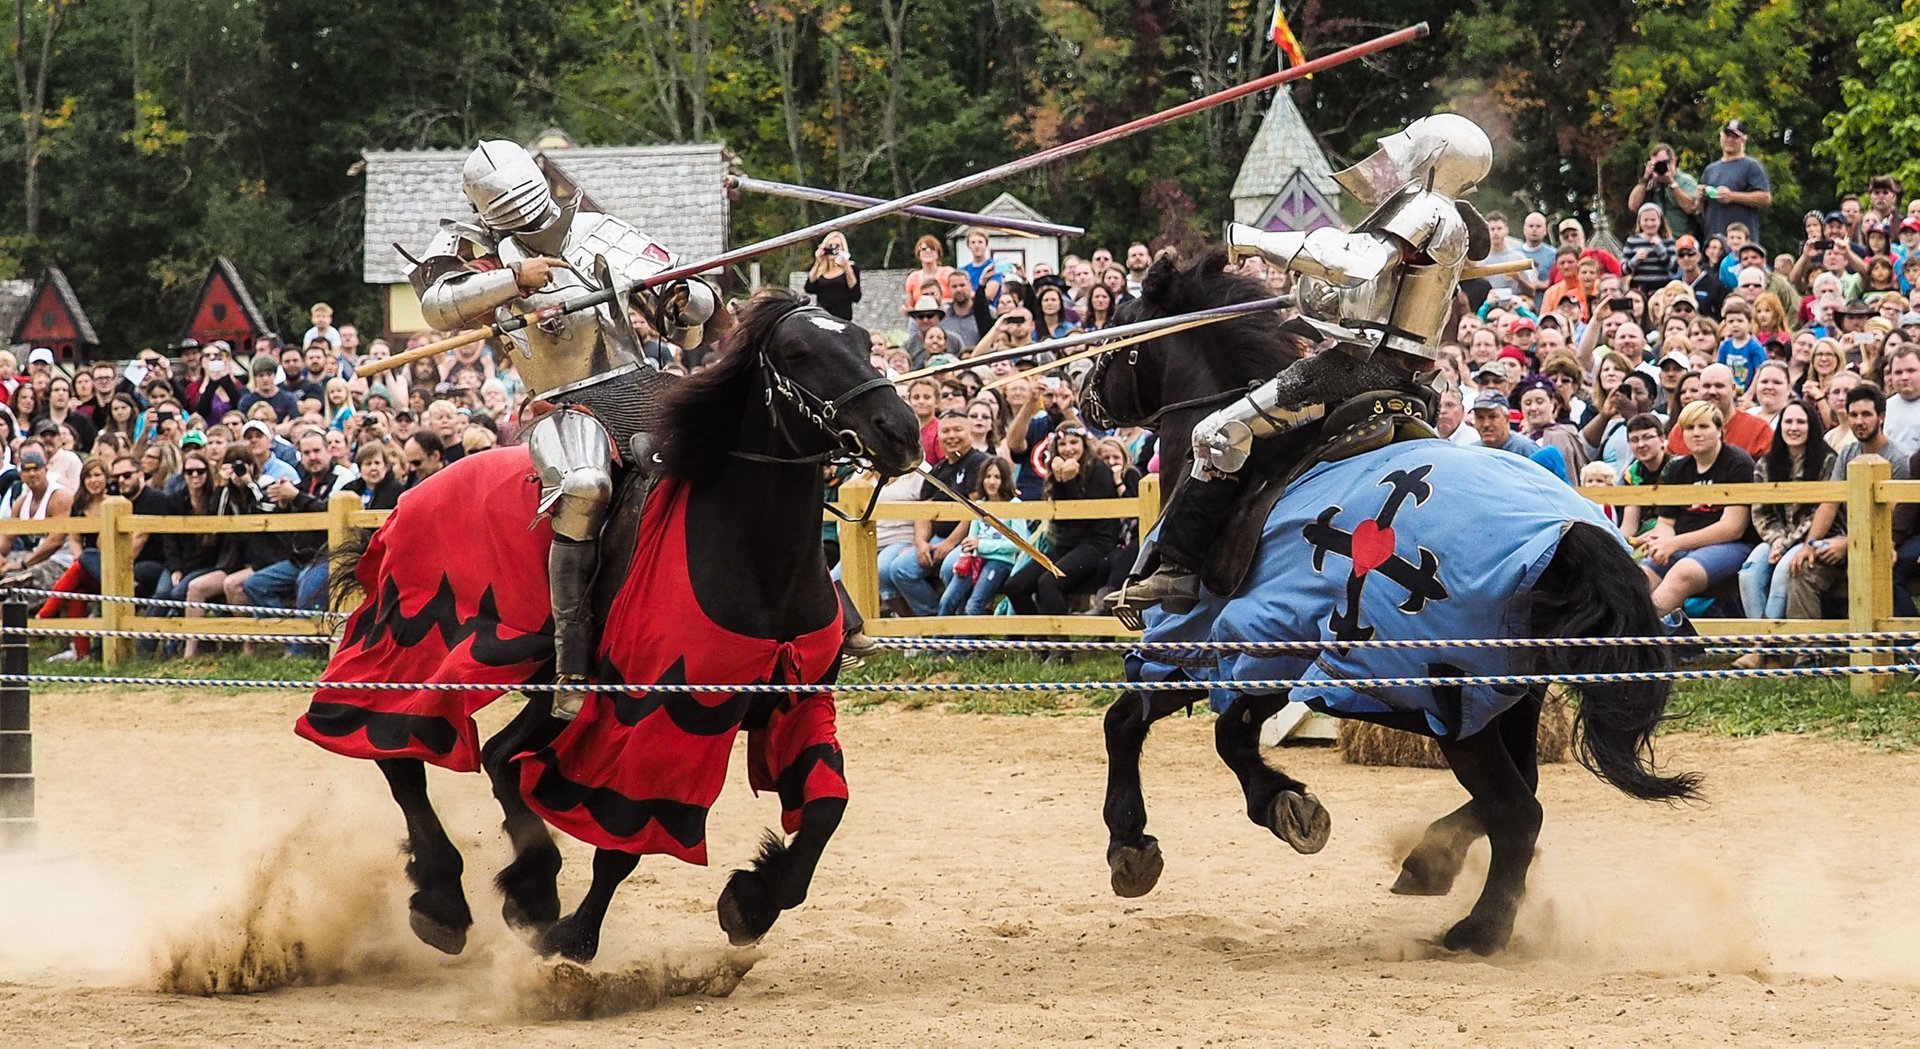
[1627,142,1701,238]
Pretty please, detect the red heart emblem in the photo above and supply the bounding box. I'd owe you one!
[1349,519,1395,576]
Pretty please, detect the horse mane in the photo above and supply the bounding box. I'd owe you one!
[658,288,811,482]
[1134,250,1305,378]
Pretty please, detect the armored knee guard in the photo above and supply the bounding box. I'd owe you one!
[527,410,616,718]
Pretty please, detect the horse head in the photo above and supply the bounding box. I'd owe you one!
[661,289,924,481]
[1081,250,1306,435]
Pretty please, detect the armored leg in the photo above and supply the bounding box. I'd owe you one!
[1104,369,1329,626]
[527,410,616,719]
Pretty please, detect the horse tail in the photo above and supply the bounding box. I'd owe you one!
[1529,520,1702,802]
[326,529,373,613]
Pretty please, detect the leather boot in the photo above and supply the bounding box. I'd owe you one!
[548,536,601,719]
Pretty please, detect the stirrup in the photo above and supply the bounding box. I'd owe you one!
[551,674,591,721]
[1102,571,1200,631]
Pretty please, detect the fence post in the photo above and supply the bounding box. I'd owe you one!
[836,477,880,621]
[97,495,132,668]
[1136,472,1162,534]
[1846,455,1893,697]
[0,601,34,851]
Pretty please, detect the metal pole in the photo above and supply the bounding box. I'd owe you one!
[0,601,35,851]
[726,175,1086,238]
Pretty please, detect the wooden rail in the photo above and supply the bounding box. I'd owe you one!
[1,457,1913,694]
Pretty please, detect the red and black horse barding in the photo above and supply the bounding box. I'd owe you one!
[298,291,923,961]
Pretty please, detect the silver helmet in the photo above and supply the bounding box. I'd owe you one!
[1334,113,1493,204]
[461,140,557,233]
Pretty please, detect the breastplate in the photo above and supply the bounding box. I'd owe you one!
[496,213,673,396]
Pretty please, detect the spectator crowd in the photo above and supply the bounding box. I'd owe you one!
[10,119,1917,665]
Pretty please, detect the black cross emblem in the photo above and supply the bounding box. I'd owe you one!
[1301,465,1449,642]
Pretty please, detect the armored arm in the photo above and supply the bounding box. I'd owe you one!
[408,230,524,331]
[1225,223,1400,288]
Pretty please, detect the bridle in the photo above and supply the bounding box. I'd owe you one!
[1081,335,1243,432]
[727,304,898,520]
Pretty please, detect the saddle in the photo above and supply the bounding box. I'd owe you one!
[1200,390,1436,599]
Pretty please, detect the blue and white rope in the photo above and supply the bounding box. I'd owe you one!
[0,586,342,620]
[5,662,1917,695]
[872,633,1920,652]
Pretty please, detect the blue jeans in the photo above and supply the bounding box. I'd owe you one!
[887,542,964,616]
[244,559,329,654]
[1895,535,1920,617]
[1739,540,1805,619]
[939,558,1012,616]
[873,542,917,602]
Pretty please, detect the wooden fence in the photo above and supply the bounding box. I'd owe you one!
[4,457,1916,695]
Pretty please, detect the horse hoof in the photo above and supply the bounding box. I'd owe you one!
[1107,838,1164,898]
[496,847,563,932]
[1442,913,1513,956]
[408,909,469,956]
[1390,853,1457,897]
[538,914,601,963]
[1267,791,1331,855]
[717,870,779,947]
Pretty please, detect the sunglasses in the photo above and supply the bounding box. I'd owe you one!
[182,467,208,475]
[1740,284,1764,290]
[1676,249,1698,256]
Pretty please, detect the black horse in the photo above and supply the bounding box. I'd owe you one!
[306,290,922,962]
[1081,254,1700,954]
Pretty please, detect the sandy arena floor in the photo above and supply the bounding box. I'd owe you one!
[1,688,1917,1046]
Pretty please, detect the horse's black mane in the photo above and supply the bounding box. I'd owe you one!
[658,288,811,482]
[1126,250,1305,376]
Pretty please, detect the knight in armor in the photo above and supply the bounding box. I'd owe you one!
[407,140,723,716]
[1106,114,1495,619]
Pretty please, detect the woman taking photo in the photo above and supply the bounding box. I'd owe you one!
[181,447,266,658]
[1734,399,1831,667]
[803,231,861,321]
[1635,401,1755,618]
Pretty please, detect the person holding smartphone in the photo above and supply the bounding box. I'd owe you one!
[803,231,861,321]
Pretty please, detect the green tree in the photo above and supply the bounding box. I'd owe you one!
[1817,1,1920,193]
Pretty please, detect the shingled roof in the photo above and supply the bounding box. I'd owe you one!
[361,142,730,284]
[1231,86,1338,205]
[0,280,30,347]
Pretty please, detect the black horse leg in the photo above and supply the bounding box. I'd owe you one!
[377,757,473,955]
[716,796,847,946]
[479,689,566,933]
[539,847,641,963]
[1391,689,1542,897]
[1103,688,1198,897]
[1214,693,1331,855]
[1432,707,1544,956]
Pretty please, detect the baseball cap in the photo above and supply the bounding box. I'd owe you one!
[180,430,207,449]
[1722,118,1749,138]
[1471,389,1510,412]
[1736,242,1767,258]
[1903,218,1920,234]
[1498,346,1529,365]
[250,356,278,376]
[1900,311,1920,328]
[1472,360,1507,379]
[1825,210,1848,225]
[1659,350,1691,369]
[241,419,273,438]
[1673,234,1700,252]
[1507,317,1537,333]
[26,347,54,366]
[367,384,392,403]
[18,449,46,468]
[32,418,59,437]
[175,337,200,351]
[1556,218,1584,235]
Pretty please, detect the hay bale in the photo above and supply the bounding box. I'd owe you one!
[1337,688,1573,767]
